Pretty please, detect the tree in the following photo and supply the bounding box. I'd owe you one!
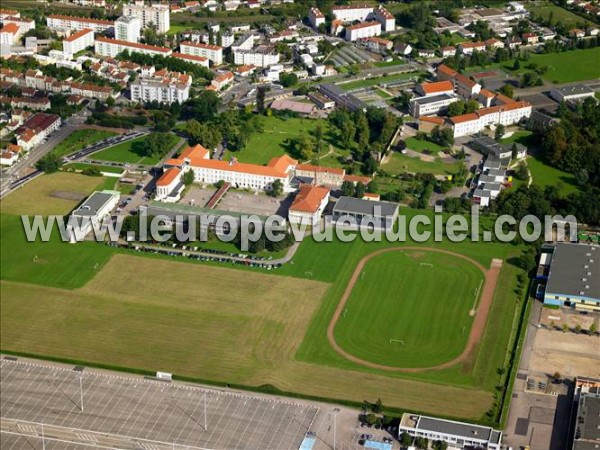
[354,182,366,198]
[553,371,561,381]
[514,162,529,181]
[355,111,370,148]
[183,170,194,186]
[431,126,454,147]
[495,124,505,141]
[270,179,283,197]
[341,180,355,197]
[279,72,298,88]
[256,85,268,114]
[341,120,356,148]
[432,440,448,450]
[400,432,413,447]
[141,133,172,158]
[372,398,383,413]
[562,323,569,333]
[575,323,582,333]
[590,322,597,335]
[313,124,324,156]
[181,91,220,122]
[36,153,62,173]
[499,84,514,98]
[447,101,466,117]
[414,437,429,449]
[367,180,379,194]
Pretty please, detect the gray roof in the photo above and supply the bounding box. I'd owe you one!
[415,415,501,444]
[473,188,492,198]
[546,243,600,301]
[318,84,367,112]
[411,93,456,105]
[573,390,600,450]
[479,174,499,184]
[72,191,118,217]
[333,196,398,217]
[551,84,594,96]
[486,168,506,177]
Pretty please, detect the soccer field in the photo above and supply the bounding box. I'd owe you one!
[334,250,482,368]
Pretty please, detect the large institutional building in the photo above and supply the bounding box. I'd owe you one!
[130,70,192,104]
[122,3,170,34]
[179,41,223,65]
[46,14,114,33]
[115,15,141,43]
[62,28,94,57]
[95,37,172,57]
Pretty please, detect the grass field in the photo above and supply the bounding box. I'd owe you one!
[232,116,344,165]
[63,163,126,174]
[404,137,447,155]
[93,133,180,165]
[0,173,528,422]
[529,47,600,83]
[334,250,483,368]
[338,72,421,91]
[527,155,579,195]
[51,130,118,158]
[382,151,464,176]
[526,3,595,27]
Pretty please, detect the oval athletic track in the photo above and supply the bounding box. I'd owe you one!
[327,247,503,372]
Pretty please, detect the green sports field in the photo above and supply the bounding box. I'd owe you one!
[334,250,482,368]
[529,47,600,84]
[92,133,180,165]
[51,129,118,158]
[0,172,529,423]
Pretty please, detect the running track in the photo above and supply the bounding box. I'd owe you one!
[326,247,503,373]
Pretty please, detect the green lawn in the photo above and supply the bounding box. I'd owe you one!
[527,155,579,195]
[529,48,600,83]
[334,250,482,368]
[52,129,118,158]
[375,88,393,99]
[0,171,529,423]
[526,3,595,27]
[374,60,406,68]
[63,163,125,174]
[92,133,180,165]
[166,24,192,36]
[338,72,422,91]
[383,151,464,176]
[405,137,447,155]
[231,116,344,165]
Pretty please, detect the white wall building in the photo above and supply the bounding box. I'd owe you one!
[155,167,184,202]
[288,185,330,225]
[95,37,172,57]
[308,7,325,29]
[62,28,94,58]
[399,414,502,450]
[68,190,120,242]
[180,41,223,65]
[233,46,280,67]
[122,3,170,34]
[163,145,298,193]
[332,5,373,22]
[549,84,595,103]
[373,6,395,32]
[410,93,459,118]
[345,21,381,41]
[47,14,114,33]
[130,73,192,104]
[115,16,141,43]
[450,101,532,138]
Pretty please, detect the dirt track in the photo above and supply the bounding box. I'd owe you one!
[326,247,502,372]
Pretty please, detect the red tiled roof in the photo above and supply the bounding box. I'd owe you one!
[437,64,457,77]
[156,167,181,186]
[64,28,93,42]
[48,14,113,26]
[419,116,445,125]
[172,52,208,62]
[346,21,380,31]
[420,80,454,94]
[448,113,479,124]
[296,164,344,175]
[180,41,222,51]
[95,37,171,53]
[1,23,19,34]
[343,174,370,184]
[290,185,330,213]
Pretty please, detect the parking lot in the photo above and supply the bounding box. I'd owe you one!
[212,190,292,217]
[0,358,320,450]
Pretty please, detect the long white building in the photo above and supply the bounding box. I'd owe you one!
[115,15,141,43]
[46,14,114,33]
[130,70,192,104]
[179,41,223,65]
[160,145,298,193]
[233,46,279,67]
[95,37,172,57]
[345,21,381,41]
[332,4,373,22]
[410,93,459,118]
[122,3,170,34]
[308,7,325,29]
[449,101,532,138]
[373,5,395,32]
[62,28,94,58]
